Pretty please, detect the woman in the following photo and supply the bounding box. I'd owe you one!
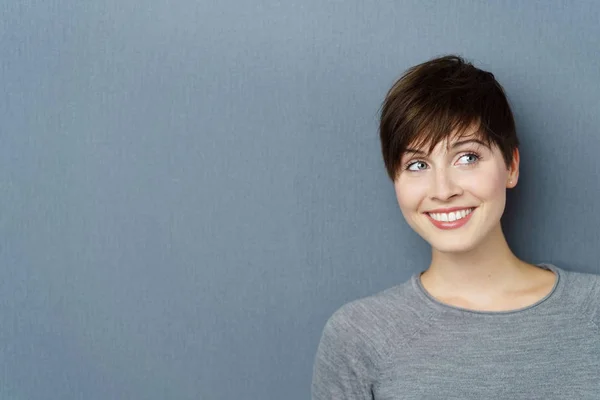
[311,55,600,399]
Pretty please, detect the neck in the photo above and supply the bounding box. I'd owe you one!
[422,223,533,298]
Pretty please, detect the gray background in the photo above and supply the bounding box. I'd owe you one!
[2,1,599,399]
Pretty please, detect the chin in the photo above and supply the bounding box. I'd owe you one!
[425,235,482,254]
[431,242,478,254]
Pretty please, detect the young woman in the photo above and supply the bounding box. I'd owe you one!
[311,55,600,399]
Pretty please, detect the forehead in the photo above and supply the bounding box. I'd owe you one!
[405,130,489,155]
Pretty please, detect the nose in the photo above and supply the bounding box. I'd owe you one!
[429,167,462,201]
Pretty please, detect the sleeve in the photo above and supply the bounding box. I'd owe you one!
[311,309,376,400]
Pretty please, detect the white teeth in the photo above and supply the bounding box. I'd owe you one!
[428,208,473,222]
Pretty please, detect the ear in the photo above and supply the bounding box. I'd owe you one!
[507,148,520,188]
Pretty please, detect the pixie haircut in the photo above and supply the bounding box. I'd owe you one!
[379,55,519,181]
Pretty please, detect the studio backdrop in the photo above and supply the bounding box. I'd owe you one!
[1,1,599,399]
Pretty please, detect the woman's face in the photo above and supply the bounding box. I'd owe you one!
[393,129,519,254]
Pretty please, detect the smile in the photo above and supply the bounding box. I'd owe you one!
[427,208,474,222]
[425,207,476,230]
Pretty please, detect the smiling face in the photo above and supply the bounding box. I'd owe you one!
[393,126,519,254]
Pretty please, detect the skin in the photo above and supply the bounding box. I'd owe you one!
[393,126,556,311]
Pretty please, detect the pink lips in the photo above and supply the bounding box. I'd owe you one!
[425,208,475,230]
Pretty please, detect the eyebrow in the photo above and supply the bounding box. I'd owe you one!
[404,139,489,155]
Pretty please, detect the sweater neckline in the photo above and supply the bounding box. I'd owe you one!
[411,263,562,316]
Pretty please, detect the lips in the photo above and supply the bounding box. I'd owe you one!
[425,207,476,230]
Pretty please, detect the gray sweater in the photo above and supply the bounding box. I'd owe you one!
[311,264,600,399]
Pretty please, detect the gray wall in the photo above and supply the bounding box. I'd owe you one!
[2,1,599,399]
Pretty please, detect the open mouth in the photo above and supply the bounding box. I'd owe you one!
[424,207,476,230]
[426,208,475,222]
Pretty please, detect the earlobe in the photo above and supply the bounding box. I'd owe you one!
[507,171,519,188]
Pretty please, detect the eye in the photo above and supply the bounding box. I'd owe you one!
[456,153,480,165]
[407,161,428,171]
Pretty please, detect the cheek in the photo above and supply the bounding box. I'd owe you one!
[463,165,507,199]
[394,180,427,211]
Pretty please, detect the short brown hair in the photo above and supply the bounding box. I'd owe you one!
[379,55,519,181]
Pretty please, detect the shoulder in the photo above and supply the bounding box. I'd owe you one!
[578,269,600,329]
[557,265,600,329]
[327,284,409,329]
[559,265,600,299]
[320,280,421,357]
[312,286,415,398]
